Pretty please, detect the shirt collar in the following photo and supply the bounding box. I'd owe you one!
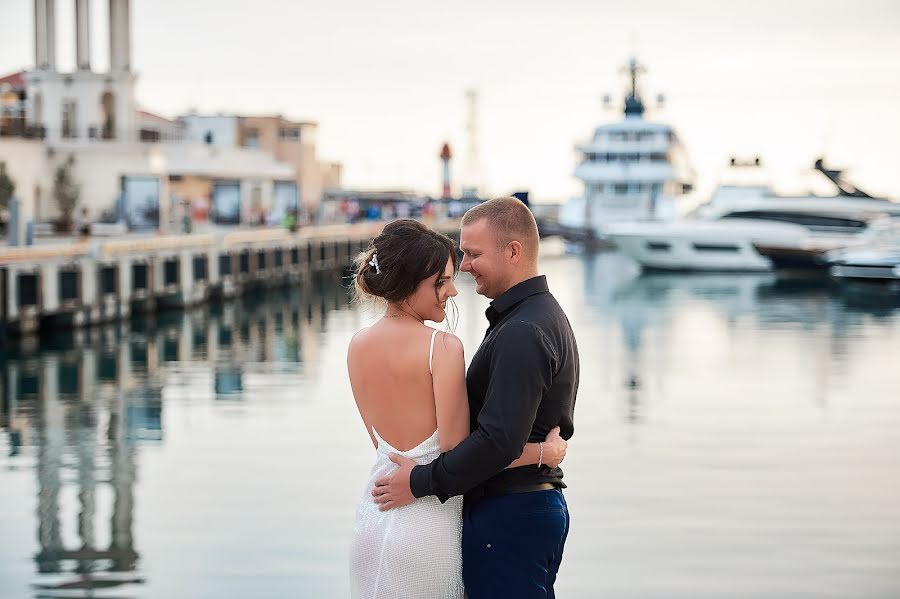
[487,275,549,318]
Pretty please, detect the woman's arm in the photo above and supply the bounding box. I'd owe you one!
[432,332,470,452]
[506,427,567,469]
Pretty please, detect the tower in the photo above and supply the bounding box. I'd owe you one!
[26,0,138,142]
[461,89,484,198]
[439,142,452,199]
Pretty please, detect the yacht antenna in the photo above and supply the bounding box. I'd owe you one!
[621,57,646,117]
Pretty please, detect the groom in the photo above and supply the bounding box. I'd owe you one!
[373,197,579,598]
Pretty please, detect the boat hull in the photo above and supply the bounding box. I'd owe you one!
[752,243,850,271]
[606,219,812,272]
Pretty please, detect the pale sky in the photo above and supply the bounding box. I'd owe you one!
[2,0,899,203]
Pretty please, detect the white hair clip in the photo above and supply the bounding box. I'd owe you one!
[368,253,381,274]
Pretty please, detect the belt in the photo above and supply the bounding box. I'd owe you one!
[481,482,557,498]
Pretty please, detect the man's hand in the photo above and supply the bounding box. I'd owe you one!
[372,454,416,511]
[542,426,567,468]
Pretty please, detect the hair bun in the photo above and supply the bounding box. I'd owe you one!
[352,220,458,304]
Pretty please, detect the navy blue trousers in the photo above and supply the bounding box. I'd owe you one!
[462,488,570,598]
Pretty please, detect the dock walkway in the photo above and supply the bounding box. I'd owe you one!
[0,220,460,335]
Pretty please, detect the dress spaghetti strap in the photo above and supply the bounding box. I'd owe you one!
[428,329,439,375]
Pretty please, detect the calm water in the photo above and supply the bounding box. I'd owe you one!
[2,248,900,598]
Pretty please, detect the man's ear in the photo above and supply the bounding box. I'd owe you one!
[508,240,524,264]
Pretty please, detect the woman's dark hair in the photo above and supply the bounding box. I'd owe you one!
[353,219,459,304]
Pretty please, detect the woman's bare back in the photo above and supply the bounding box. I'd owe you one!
[348,319,442,451]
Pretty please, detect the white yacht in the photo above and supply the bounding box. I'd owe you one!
[558,58,695,238]
[826,220,900,292]
[608,160,900,272]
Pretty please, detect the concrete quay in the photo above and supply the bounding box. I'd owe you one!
[0,220,460,336]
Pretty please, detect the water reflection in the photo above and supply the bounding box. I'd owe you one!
[1,256,898,598]
[578,252,900,427]
[0,273,353,597]
[10,355,143,594]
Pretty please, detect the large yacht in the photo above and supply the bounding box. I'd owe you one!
[607,160,900,272]
[558,57,695,238]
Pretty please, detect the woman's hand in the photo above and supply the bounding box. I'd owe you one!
[541,426,567,468]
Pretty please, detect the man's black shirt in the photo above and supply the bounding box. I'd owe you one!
[409,275,579,502]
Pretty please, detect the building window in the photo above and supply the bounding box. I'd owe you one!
[100,91,115,139]
[62,99,77,138]
[212,180,242,224]
[279,127,301,141]
[271,181,299,224]
[244,128,259,148]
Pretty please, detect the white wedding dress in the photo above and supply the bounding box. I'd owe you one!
[349,329,464,599]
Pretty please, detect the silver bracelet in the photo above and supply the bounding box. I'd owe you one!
[538,442,543,468]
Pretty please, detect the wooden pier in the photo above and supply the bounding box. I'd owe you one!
[0,220,460,336]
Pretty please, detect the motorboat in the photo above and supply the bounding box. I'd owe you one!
[607,160,900,272]
[753,215,900,271]
[826,221,900,295]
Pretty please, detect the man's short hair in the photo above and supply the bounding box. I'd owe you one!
[461,197,540,261]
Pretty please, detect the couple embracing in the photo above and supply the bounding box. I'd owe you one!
[348,197,580,598]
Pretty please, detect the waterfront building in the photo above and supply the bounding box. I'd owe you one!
[0,0,341,240]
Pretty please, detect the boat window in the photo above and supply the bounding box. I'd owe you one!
[646,242,671,252]
[693,243,740,253]
[720,211,869,233]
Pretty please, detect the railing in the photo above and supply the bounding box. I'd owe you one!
[0,119,46,139]
[0,120,188,143]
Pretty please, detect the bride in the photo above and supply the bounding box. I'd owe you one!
[347,220,566,598]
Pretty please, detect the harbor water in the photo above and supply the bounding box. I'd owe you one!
[1,246,899,598]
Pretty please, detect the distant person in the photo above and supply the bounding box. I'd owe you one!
[76,207,91,238]
[349,199,579,597]
[180,199,192,234]
[422,200,435,223]
[283,210,296,232]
